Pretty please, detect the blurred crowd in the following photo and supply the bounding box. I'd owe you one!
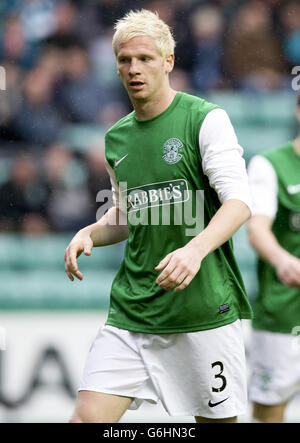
[0,0,300,234]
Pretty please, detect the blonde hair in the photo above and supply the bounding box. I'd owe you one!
[112,9,176,58]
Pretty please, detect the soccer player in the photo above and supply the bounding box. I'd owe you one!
[64,10,253,423]
[247,94,300,423]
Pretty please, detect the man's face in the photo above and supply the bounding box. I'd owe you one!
[116,35,174,103]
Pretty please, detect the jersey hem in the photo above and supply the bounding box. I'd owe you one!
[105,312,253,334]
[252,323,295,335]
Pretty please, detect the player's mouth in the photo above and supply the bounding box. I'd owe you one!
[129,80,145,90]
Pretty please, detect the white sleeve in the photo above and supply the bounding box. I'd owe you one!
[105,160,127,213]
[199,108,252,212]
[247,155,278,219]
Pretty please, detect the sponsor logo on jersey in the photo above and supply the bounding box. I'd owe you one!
[287,183,300,195]
[122,179,189,212]
[162,138,183,164]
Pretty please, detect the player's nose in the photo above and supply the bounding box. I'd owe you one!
[128,59,141,75]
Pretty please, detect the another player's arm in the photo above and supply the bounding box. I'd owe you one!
[247,155,300,288]
[248,214,300,289]
[156,199,250,291]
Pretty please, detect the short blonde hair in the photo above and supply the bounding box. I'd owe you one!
[112,9,176,58]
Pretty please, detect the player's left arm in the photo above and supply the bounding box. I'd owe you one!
[155,108,252,292]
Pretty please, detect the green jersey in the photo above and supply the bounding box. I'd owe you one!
[253,142,300,334]
[105,92,253,333]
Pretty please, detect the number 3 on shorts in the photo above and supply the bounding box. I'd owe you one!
[211,361,227,392]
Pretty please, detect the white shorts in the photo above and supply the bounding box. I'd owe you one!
[249,329,300,405]
[78,320,247,418]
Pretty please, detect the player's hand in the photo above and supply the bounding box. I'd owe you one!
[64,233,93,281]
[275,253,300,288]
[155,243,203,292]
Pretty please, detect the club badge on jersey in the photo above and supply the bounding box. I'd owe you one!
[162,138,184,164]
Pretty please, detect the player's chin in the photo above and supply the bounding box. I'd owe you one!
[127,86,148,98]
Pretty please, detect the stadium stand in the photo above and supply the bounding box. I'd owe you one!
[0,234,124,309]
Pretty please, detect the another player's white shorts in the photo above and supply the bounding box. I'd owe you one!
[249,329,300,405]
[78,319,247,418]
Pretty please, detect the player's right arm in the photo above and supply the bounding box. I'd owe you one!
[248,215,300,287]
[247,155,300,288]
[64,206,129,281]
[65,158,129,281]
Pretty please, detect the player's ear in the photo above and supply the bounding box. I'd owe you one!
[165,54,175,74]
[117,70,120,76]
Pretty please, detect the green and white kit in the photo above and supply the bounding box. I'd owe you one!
[105,92,253,334]
[252,143,300,334]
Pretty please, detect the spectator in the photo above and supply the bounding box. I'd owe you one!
[20,0,56,42]
[36,45,65,79]
[189,5,225,91]
[85,145,110,195]
[0,152,50,232]
[11,64,62,145]
[85,145,112,219]
[146,0,177,27]
[55,42,110,123]
[98,101,129,129]
[225,0,287,91]
[89,28,120,90]
[96,0,147,30]
[279,0,300,67]
[0,14,39,68]
[170,67,192,93]
[43,142,94,232]
[0,61,22,139]
[21,212,50,236]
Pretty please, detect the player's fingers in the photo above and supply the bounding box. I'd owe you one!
[284,269,300,287]
[65,259,83,280]
[73,269,83,280]
[65,257,83,280]
[68,265,83,280]
[154,253,172,271]
[158,269,187,290]
[67,247,81,271]
[65,270,74,282]
[174,274,194,292]
[290,280,300,288]
[156,261,177,285]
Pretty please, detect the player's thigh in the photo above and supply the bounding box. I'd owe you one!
[252,401,288,423]
[69,390,133,423]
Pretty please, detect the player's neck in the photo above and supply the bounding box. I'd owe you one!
[293,136,300,156]
[133,88,177,121]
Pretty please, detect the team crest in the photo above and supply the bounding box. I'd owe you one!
[162,138,183,164]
